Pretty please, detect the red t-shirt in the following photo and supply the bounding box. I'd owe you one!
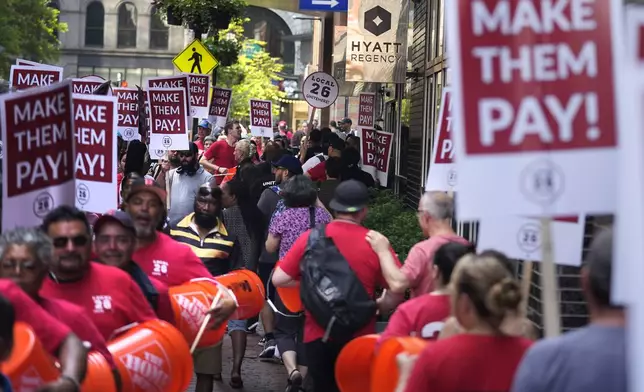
[279,221,401,343]
[0,279,71,355]
[40,263,157,340]
[148,276,175,324]
[379,294,450,343]
[204,139,235,184]
[403,334,533,392]
[38,297,116,369]
[132,232,212,287]
[194,139,204,152]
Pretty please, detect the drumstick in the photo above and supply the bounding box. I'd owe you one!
[190,290,223,354]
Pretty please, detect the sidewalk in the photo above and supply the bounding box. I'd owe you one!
[186,331,288,392]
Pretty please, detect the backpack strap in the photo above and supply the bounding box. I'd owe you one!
[309,206,316,229]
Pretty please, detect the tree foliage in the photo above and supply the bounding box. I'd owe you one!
[0,0,66,78]
[205,21,285,121]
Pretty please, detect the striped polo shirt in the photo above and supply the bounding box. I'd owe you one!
[170,213,237,276]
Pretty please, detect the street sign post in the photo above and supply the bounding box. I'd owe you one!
[173,39,219,75]
[299,0,347,12]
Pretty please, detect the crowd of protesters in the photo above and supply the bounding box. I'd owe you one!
[0,116,625,392]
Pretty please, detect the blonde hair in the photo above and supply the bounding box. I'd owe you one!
[451,253,522,330]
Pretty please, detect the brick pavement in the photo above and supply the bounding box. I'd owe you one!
[186,332,288,392]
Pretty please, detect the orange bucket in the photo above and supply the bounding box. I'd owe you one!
[1,322,60,390]
[274,261,303,313]
[370,337,428,392]
[81,351,117,391]
[168,279,227,348]
[335,334,379,392]
[214,270,265,320]
[107,319,193,392]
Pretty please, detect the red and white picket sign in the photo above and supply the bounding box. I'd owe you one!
[208,87,233,128]
[249,99,273,137]
[15,59,62,70]
[72,94,118,213]
[72,75,107,95]
[357,93,376,129]
[183,73,211,119]
[0,80,75,230]
[360,128,394,186]
[446,0,625,219]
[147,75,191,115]
[478,215,585,267]
[113,88,145,142]
[9,65,63,91]
[426,88,456,191]
[147,88,189,152]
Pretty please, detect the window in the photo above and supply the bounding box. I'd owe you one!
[117,2,137,48]
[85,1,104,47]
[149,6,169,50]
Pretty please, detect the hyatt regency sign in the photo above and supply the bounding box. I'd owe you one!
[346,0,409,83]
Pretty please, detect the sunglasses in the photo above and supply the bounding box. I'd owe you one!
[198,187,221,198]
[52,235,89,249]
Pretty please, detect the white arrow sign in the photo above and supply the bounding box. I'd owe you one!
[312,0,339,7]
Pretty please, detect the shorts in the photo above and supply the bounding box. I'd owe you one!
[228,319,246,332]
[192,342,223,375]
[257,263,276,302]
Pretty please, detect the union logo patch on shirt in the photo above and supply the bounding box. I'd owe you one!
[92,295,113,314]
[152,260,169,276]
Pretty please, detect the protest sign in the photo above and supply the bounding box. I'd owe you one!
[208,87,232,128]
[360,128,393,186]
[9,65,63,91]
[302,71,339,109]
[0,80,75,230]
[72,76,106,95]
[358,93,376,129]
[15,59,62,70]
[147,88,189,152]
[72,94,117,212]
[614,7,644,306]
[249,99,273,137]
[147,75,191,114]
[113,88,144,141]
[446,0,624,219]
[426,88,456,191]
[477,216,585,267]
[183,73,211,119]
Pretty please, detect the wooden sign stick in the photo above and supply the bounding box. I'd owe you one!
[539,217,562,337]
[520,261,534,318]
[190,290,223,354]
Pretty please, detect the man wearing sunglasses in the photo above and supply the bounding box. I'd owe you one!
[39,205,157,341]
[166,142,213,226]
[127,178,213,287]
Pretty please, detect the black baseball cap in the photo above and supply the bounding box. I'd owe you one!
[339,118,352,125]
[94,210,136,234]
[329,180,369,213]
[272,155,303,175]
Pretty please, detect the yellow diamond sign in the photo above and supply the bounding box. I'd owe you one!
[173,39,219,75]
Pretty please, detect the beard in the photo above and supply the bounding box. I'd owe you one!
[194,211,218,229]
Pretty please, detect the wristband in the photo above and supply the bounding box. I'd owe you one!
[60,375,81,392]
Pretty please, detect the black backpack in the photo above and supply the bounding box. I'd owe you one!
[299,224,377,343]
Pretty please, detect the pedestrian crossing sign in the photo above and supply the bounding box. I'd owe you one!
[173,39,219,75]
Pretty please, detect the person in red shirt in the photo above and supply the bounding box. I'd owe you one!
[0,279,86,391]
[403,251,533,392]
[125,177,212,286]
[303,134,345,182]
[379,242,475,343]
[272,180,403,392]
[39,205,157,341]
[200,120,242,184]
[93,210,175,324]
[194,119,211,153]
